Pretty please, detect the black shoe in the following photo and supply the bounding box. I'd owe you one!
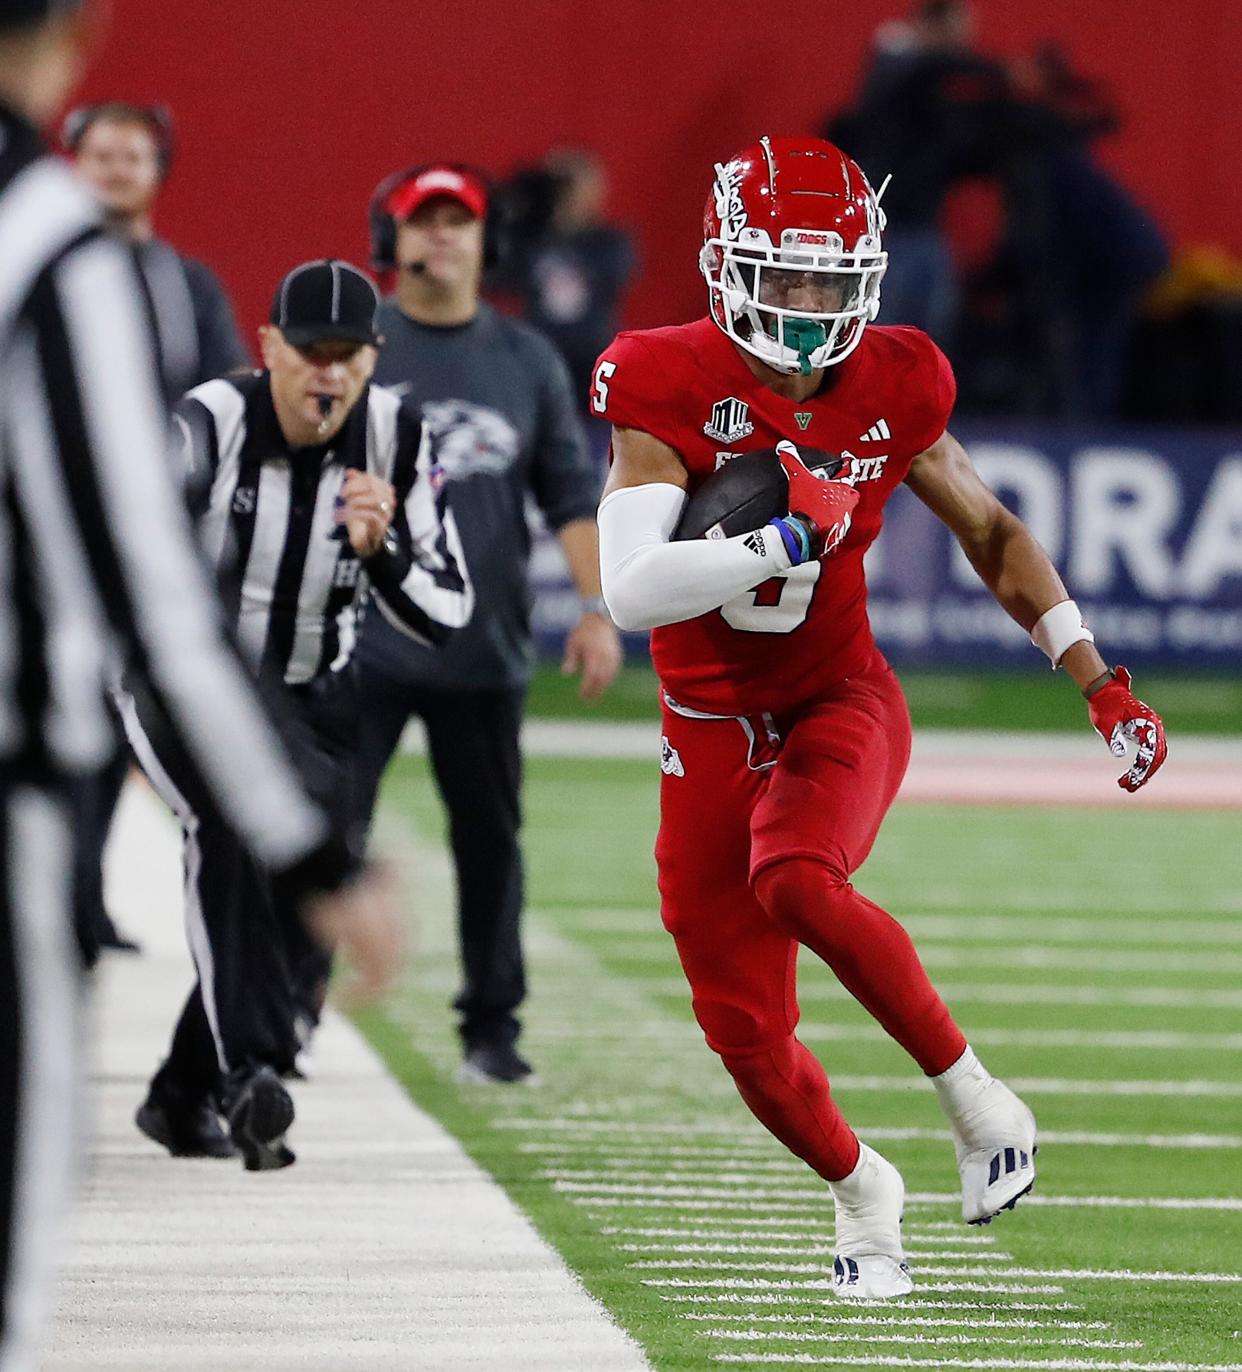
[224,1066,296,1171]
[456,1040,538,1086]
[135,1082,235,1159]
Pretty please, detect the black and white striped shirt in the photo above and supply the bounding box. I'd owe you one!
[174,373,472,686]
[0,101,332,874]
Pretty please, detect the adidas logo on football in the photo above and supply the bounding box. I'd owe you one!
[860,418,891,442]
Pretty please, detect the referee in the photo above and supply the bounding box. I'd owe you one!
[126,258,472,1171]
[0,6,400,1367]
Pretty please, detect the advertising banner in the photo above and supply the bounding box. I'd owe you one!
[532,423,1242,670]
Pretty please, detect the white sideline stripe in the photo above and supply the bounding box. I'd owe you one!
[711,1358,1242,1371]
[48,785,652,1372]
[684,1314,1108,1329]
[446,722,1242,764]
[705,1331,1139,1350]
[556,1182,1242,1212]
[460,723,1242,808]
[628,1258,1242,1285]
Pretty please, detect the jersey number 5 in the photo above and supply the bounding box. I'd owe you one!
[591,359,617,414]
[721,562,820,633]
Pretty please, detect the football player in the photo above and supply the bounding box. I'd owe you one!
[594,136,1167,1300]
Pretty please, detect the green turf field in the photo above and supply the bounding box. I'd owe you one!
[527,661,1242,735]
[359,753,1242,1372]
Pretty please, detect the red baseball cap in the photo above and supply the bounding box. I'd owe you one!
[386,165,488,221]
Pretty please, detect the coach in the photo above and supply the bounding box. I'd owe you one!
[355,163,622,1084]
[126,258,472,1171]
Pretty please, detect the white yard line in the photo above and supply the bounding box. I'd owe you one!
[651,1280,1071,1296]
[711,1357,1242,1371]
[601,1228,997,1246]
[705,1330,1140,1349]
[620,1243,1006,1261]
[819,1076,1242,1098]
[521,1128,1242,1153]
[684,1314,1109,1329]
[629,1259,1242,1285]
[634,979,1242,1009]
[573,941,1242,975]
[553,1181,1242,1212]
[527,1022,1242,1052]
[661,1298,1086,1312]
[45,784,650,1372]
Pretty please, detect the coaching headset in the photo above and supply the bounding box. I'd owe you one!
[368,162,506,274]
[61,102,177,179]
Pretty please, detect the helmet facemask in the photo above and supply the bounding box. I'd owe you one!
[702,234,887,376]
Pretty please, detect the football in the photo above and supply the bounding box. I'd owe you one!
[673,446,846,541]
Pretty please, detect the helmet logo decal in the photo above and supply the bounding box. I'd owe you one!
[712,159,748,242]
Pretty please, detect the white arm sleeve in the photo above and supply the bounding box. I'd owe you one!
[598,482,793,631]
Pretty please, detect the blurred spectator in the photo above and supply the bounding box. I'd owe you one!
[499,148,635,442]
[66,101,249,391]
[829,4,1168,421]
[826,0,1005,348]
[1022,46,1169,419]
[66,102,254,957]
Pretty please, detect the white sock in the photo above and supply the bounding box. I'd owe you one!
[828,1143,872,1204]
[931,1045,994,1119]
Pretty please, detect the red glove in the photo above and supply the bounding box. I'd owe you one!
[774,440,859,561]
[1086,666,1168,793]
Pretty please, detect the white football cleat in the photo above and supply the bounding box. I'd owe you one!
[828,1143,914,1300]
[935,1050,1037,1225]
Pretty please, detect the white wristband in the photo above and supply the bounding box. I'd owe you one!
[1030,599,1094,668]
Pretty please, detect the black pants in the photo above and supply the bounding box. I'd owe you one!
[70,731,129,961]
[352,670,526,1048]
[0,781,83,1372]
[122,671,356,1096]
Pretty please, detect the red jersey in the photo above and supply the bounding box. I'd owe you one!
[594,317,955,715]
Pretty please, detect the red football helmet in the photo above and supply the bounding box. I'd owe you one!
[700,135,888,375]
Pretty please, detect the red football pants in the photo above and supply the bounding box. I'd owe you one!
[656,657,966,1182]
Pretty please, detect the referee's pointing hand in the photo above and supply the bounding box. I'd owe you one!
[337,468,396,558]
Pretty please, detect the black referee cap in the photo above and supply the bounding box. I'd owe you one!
[270,259,381,348]
[0,0,84,32]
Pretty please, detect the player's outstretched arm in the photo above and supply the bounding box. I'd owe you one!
[599,426,803,630]
[907,431,1167,791]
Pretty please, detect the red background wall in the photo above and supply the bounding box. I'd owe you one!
[76,0,1241,344]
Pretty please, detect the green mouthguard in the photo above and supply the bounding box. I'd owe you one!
[782,318,828,375]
